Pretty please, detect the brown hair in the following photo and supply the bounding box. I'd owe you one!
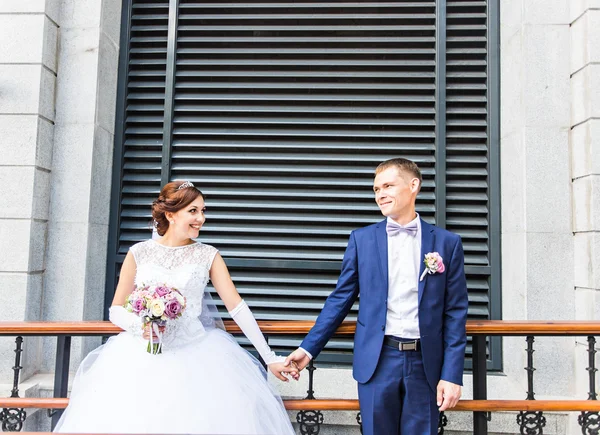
[375,158,423,190]
[151,181,205,236]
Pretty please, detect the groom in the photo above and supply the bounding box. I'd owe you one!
[286,158,468,434]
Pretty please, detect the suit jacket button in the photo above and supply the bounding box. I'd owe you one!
[381,325,385,331]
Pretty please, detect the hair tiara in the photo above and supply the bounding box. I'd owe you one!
[177,181,195,190]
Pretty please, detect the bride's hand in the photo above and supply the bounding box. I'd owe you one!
[268,361,300,382]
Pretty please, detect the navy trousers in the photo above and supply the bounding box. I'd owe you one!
[357,341,439,435]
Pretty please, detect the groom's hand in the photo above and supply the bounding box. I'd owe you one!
[284,348,311,371]
[436,380,461,411]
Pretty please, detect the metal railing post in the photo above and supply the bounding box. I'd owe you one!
[473,334,488,435]
[51,336,71,430]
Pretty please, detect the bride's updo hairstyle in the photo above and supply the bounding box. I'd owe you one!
[152,181,205,236]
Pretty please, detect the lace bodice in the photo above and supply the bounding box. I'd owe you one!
[130,240,219,349]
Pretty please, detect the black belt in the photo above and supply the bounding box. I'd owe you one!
[384,336,421,351]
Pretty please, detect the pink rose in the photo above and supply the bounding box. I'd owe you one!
[164,299,182,319]
[155,286,169,297]
[437,259,445,273]
[132,298,145,313]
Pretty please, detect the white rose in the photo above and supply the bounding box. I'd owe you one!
[150,299,165,317]
[175,293,185,306]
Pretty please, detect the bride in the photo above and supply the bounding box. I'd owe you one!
[54,181,297,434]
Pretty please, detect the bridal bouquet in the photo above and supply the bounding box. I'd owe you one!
[124,284,186,354]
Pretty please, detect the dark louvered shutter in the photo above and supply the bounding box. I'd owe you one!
[108,0,500,367]
[112,1,168,249]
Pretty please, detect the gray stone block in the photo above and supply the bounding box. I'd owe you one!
[0,14,45,64]
[45,0,60,24]
[42,16,59,73]
[100,0,122,48]
[36,116,54,170]
[571,64,600,126]
[83,223,109,321]
[42,221,88,318]
[29,220,47,272]
[0,273,28,320]
[523,25,570,129]
[572,175,600,232]
[570,0,600,23]
[50,124,94,222]
[575,287,600,319]
[96,34,119,134]
[500,0,523,41]
[59,0,101,29]
[89,126,114,226]
[0,0,46,13]
[524,127,572,233]
[499,133,526,233]
[500,32,524,137]
[0,166,34,218]
[0,219,32,271]
[573,233,599,289]
[0,65,43,114]
[571,10,600,73]
[500,233,527,316]
[525,233,574,319]
[524,0,570,24]
[39,65,56,122]
[0,115,38,165]
[571,120,600,179]
[33,168,51,220]
[54,27,101,125]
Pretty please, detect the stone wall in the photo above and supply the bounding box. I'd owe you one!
[0,0,59,383]
[0,1,121,429]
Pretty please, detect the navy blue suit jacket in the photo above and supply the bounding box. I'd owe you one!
[300,218,469,391]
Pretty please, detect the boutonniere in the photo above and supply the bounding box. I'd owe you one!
[419,252,445,281]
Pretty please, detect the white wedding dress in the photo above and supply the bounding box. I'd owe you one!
[54,240,294,434]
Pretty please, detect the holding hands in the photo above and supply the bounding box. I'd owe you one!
[268,360,300,382]
[284,348,312,372]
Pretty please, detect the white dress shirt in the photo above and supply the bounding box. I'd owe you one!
[384,214,421,339]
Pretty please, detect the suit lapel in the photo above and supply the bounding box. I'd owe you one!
[418,219,435,306]
[375,220,388,292]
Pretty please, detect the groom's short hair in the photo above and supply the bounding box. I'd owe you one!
[375,158,422,190]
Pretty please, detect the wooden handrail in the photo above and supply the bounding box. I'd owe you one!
[465,320,600,336]
[1,398,600,412]
[1,320,600,336]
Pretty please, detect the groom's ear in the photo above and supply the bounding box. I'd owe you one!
[410,177,421,194]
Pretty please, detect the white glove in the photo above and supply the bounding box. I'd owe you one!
[229,300,284,365]
[109,306,143,336]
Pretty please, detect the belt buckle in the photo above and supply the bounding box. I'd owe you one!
[400,340,418,351]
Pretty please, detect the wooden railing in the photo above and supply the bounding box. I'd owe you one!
[1,321,599,434]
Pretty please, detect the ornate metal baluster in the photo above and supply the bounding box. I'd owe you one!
[438,411,448,434]
[0,337,27,432]
[296,360,323,434]
[516,336,546,434]
[578,336,599,434]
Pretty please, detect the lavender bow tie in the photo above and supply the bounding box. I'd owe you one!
[386,220,418,237]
